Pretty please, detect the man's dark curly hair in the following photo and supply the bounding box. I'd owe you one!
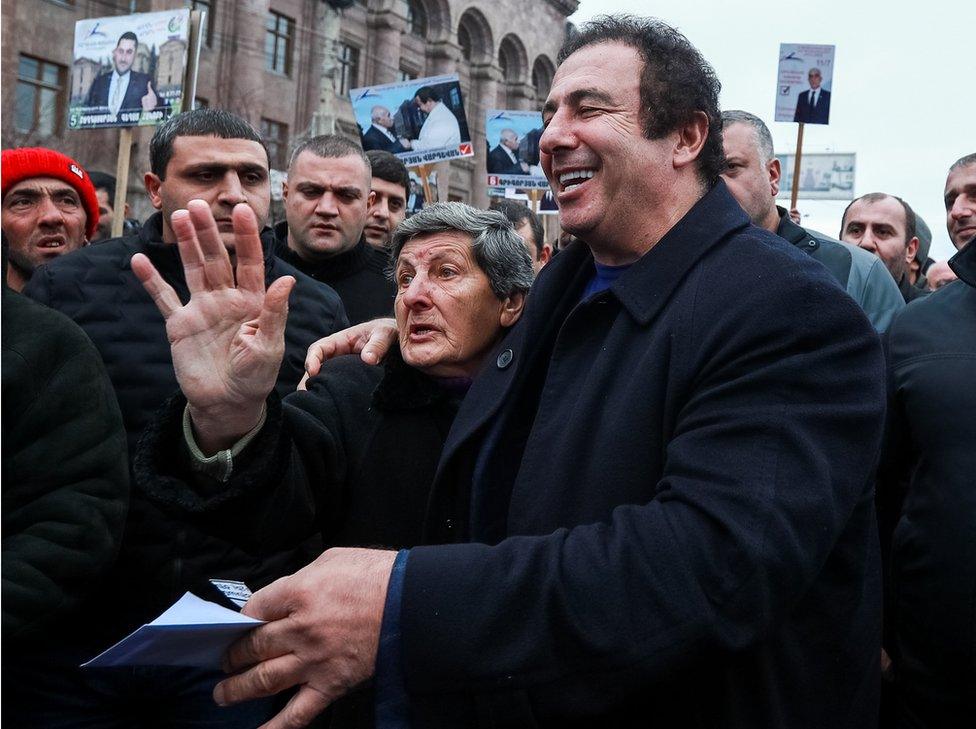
[557,15,725,187]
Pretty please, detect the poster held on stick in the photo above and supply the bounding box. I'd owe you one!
[791,123,804,212]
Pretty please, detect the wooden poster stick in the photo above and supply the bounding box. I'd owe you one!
[527,188,541,214]
[416,163,434,207]
[111,127,133,239]
[790,122,805,212]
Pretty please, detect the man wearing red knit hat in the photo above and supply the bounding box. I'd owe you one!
[1,147,99,291]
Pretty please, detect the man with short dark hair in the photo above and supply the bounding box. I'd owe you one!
[840,192,926,302]
[84,31,164,122]
[720,109,903,330]
[490,198,551,274]
[880,154,976,727]
[364,149,409,250]
[1,147,99,291]
[198,16,885,729]
[275,135,395,322]
[21,108,347,727]
[944,152,976,250]
[399,86,461,151]
[88,170,139,242]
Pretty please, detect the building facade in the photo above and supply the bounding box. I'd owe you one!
[2,0,577,220]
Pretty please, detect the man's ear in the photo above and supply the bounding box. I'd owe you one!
[905,236,919,264]
[281,179,289,202]
[673,110,709,172]
[367,190,377,208]
[539,244,552,267]
[499,291,526,328]
[768,158,781,198]
[144,172,163,210]
[123,201,131,217]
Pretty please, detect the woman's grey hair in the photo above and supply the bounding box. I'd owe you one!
[389,202,535,299]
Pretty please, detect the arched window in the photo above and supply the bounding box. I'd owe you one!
[458,24,472,61]
[406,1,427,38]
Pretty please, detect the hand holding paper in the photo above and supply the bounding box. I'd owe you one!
[214,548,397,729]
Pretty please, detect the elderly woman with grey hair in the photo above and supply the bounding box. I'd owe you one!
[133,200,531,726]
[136,199,531,566]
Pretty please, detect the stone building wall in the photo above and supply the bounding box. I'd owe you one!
[2,0,576,219]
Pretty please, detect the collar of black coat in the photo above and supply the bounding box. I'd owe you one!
[774,205,817,247]
[138,211,278,269]
[372,344,461,411]
[563,180,750,327]
[272,221,376,281]
[948,237,976,288]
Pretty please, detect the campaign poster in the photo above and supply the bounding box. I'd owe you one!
[69,10,190,130]
[489,187,560,216]
[774,43,836,125]
[776,152,855,200]
[484,110,550,190]
[350,74,473,167]
[406,170,436,215]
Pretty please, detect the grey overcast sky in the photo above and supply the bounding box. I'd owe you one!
[568,0,975,260]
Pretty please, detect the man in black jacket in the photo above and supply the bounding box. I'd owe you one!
[879,155,976,728]
[720,110,904,330]
[276,135,395,323]
[2,242,129,724]
[22,108,347,727]
[152,18,884,729]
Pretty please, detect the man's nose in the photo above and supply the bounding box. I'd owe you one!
[217,173,247,206]
[314,192,339,217]
[37,195,65,226]
[371,199,389,219]
[950,197,973,221]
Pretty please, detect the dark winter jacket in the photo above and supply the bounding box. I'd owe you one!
[397,182,886,728]
[2,284,128,646]
[21,212,348,652]
[273,222,395,325]
[136,348,464,729]
[881,240,976,726]
[776,206,904,331]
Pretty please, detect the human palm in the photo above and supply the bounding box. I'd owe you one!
[132,200,294,447]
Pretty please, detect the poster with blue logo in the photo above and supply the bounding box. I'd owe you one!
[350,74,473,167]
[775,43,836,125]
[484,109,550,190]
[70,10,191,130]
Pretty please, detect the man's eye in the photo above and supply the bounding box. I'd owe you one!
[397,273,414,287]
[389,200,404,211]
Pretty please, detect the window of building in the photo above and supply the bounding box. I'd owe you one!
[336,43,360,96]
[398,68,417,82]
[457,25,472,62]
[406,1,427,38]
[188,0,215,47]
[265,11,293,75]
[261,118,289,170]
[194,96,209,109]
[16,55,65,137]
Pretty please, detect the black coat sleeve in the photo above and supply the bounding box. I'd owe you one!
[2,294,129,642]
[134,376,357,555]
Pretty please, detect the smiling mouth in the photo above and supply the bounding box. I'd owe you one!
[557,169,596,193]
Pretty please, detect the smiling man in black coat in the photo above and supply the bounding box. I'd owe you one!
[162,18,886,729]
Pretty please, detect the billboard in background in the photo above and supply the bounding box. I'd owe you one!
[776,153,855,200]
[775,43,835,125]
[70,9,190,130]
[350,74,473,167]
[485,109,550,190]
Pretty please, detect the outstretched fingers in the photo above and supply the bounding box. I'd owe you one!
[232,203,267,295]
[258,276,296,348]
[132,252,182,319]
[171,208,208,293]
[187,199,235,290]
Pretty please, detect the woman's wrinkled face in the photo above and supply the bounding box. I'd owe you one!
[394,231,517,378]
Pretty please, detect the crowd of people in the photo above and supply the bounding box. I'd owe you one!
[2,12,974,729]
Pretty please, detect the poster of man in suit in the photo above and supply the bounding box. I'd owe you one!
[69,10,190,130]
[774,43,836,126]
[485,110,550,190]
[350,74,473,167]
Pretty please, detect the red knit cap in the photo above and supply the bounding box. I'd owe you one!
[2,147,100,239]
